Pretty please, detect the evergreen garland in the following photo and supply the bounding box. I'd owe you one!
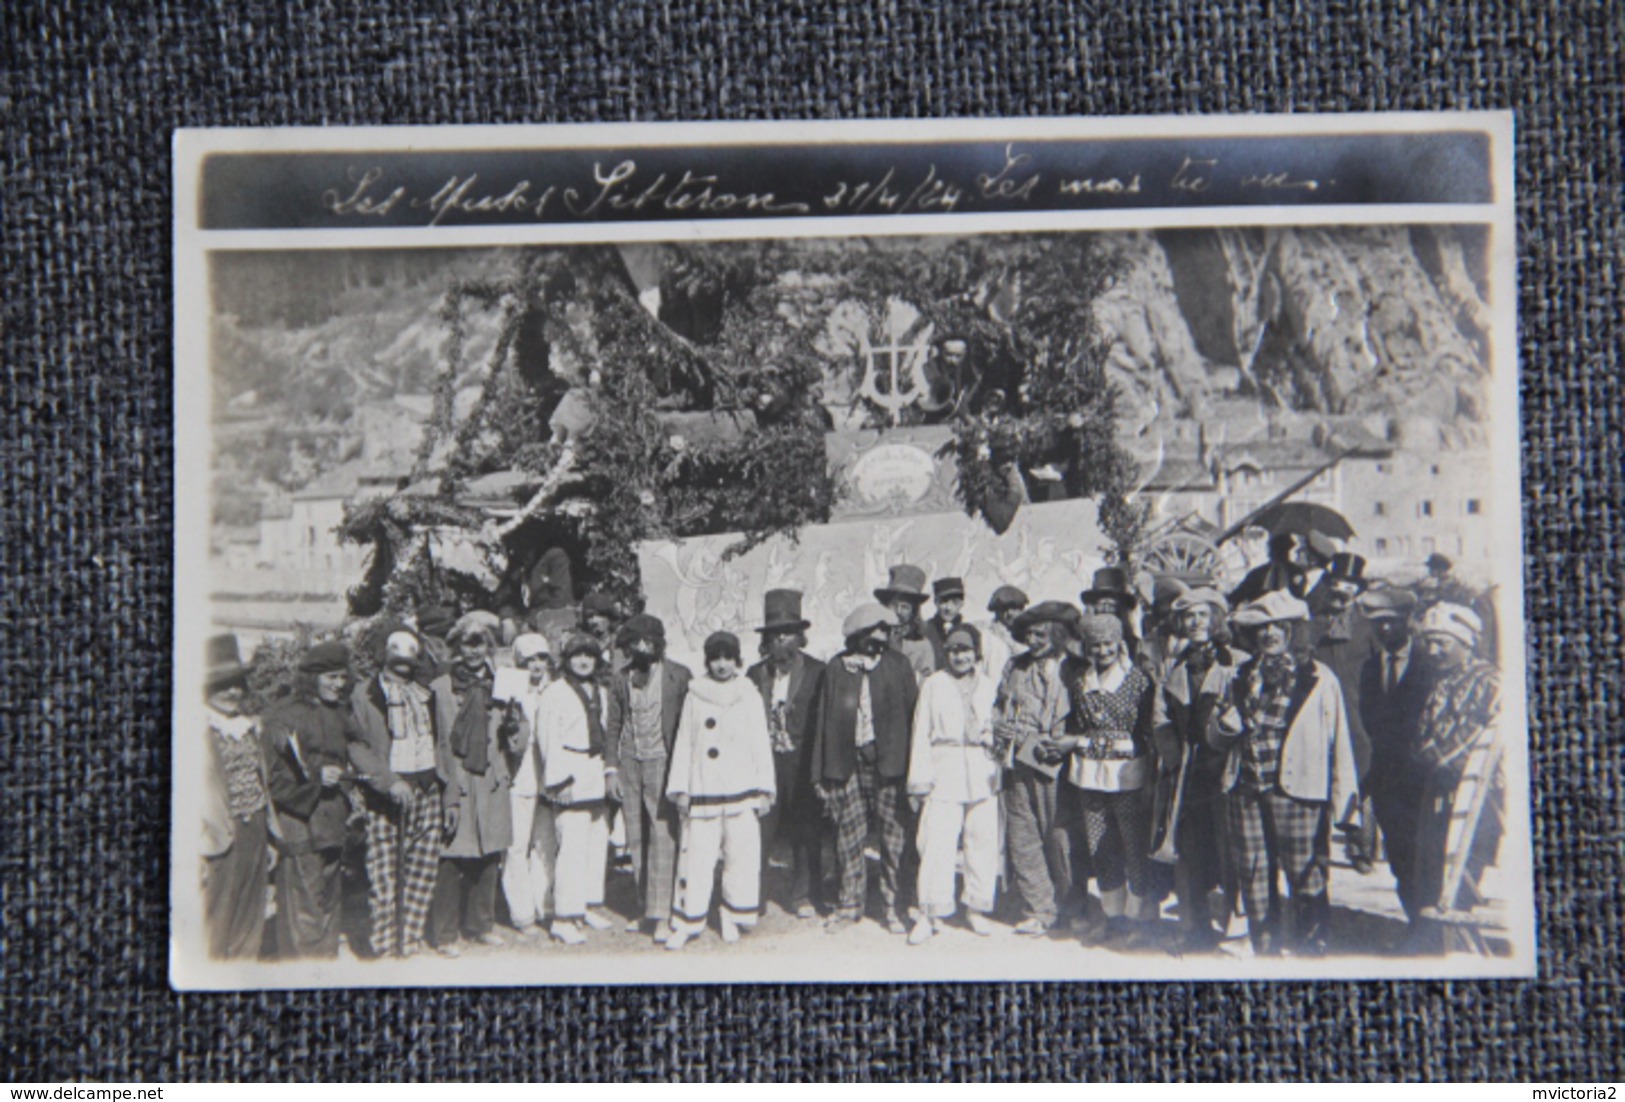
[342,235,1136,615]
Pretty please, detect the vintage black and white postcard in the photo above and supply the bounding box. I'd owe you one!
[172,114,1529,989]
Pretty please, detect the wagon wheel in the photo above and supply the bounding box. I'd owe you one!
[1141,531,1227,588]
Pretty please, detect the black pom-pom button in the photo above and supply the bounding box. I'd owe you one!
[707,747,720,759]
[704,718,717,729]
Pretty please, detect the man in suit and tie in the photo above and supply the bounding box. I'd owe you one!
[746,590,828,919]
[1355,587,1436,922]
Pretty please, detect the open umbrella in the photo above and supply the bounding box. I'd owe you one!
[1249,501,1355,542]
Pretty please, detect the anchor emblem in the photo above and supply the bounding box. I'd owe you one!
[855,326,935,426]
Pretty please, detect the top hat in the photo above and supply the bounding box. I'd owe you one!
[874,564,930,604]
[1321,552,1370,590]
[757,588,811,633]
[206,633,247,694]
[1080,566,1140,609]
[932,577,966,602]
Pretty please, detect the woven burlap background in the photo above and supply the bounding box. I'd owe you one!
[3,1,1620,1082]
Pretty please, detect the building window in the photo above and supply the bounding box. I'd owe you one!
[1430,464,1441,476]
[1418,500,1434,518]
[1467,498,1482,515]
[1375,463,1389,475]
[1374,501,1387,517]
[1375,538,1389,554]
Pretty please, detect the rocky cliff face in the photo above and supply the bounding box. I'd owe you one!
[1093,225,1493,436]
[212,226,1493,529]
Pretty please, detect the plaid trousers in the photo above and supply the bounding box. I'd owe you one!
[820,757,911,918]
[620,755,678,921]
[364,785,442,958]
[1227,787,1328,935]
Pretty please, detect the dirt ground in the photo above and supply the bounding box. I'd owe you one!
[373,841,1419,967]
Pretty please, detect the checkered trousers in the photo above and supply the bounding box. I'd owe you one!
[364,784,443,958]
[1226,787,1327,931]
[819,758,911,918]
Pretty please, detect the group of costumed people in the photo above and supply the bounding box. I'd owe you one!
[201,548,1505,961]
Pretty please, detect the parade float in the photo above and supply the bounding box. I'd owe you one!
[335,237,1152,664]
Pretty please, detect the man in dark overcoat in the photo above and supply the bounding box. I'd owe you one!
[745,589,827,918]
[806,602,919,934]
[261,640,358,959]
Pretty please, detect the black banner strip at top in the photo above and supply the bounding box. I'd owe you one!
[198,131,1493,231]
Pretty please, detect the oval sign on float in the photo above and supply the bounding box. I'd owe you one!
[849,442,937,510]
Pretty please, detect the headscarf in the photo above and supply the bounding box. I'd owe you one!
[1076,613,1124,647]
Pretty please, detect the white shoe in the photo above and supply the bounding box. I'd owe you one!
[908,917,936,946]
[720,915,741,944]
[625,917,645,934]
[966,911,994,937]
[665,925,694,951]
[551,921,586,946]
[581,909,614,931]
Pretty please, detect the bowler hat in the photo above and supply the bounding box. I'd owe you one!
[206,633,247,694]
[757,588,811,633]
[987,585,1029,613]
[1080,566,1139,609]
[875,564,930,604]
[932,577,966,602]
[1425,552,1454,574]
